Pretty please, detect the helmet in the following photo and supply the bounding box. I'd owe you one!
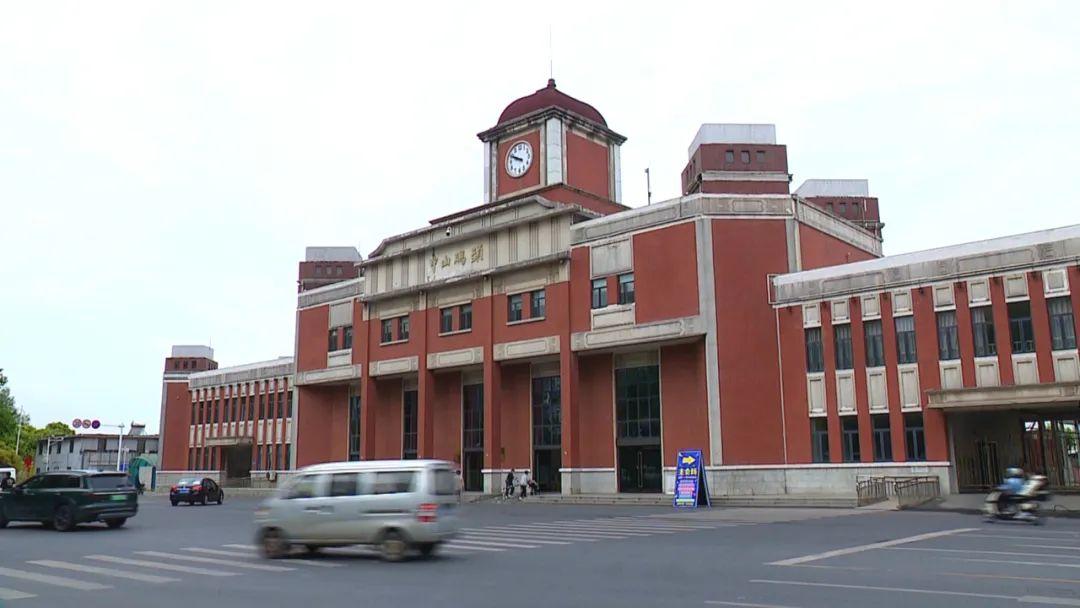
[1006,467,1025,477]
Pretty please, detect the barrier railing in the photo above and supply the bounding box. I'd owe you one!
[855,475,941,508]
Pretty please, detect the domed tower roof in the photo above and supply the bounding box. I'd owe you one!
[496,79,607,127]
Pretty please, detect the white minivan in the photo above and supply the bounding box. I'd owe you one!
[254,460,460,561]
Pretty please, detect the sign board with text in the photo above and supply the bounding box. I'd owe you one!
[673,449,710,508]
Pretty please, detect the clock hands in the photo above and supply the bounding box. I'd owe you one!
[510,155,523,163]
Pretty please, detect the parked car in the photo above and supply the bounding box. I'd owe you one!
[254,460,460,561]
[0,470,138,531]
[170,477,224,506]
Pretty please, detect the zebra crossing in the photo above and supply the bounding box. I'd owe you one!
[0,515,736,602]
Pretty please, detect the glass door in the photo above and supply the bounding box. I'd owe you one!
[615,365,662,493]
[462,383,484,492]
[532,376,562,493]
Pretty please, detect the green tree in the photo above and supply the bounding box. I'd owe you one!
[0,369,25,449]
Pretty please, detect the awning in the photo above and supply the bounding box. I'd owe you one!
[927,381,1080,412]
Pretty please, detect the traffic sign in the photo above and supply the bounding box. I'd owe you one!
[72,419,82,429]
[91,420,101,429]
[81,419,91,428]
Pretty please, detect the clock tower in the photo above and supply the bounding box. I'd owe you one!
[477,79,628,214]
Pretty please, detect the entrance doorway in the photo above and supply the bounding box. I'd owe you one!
[1022,417,1080,489]
[462,383,484,492]
[618,446,661,492]
[532,375,561,492]
[615,363,662,493]
[222,443,252,483]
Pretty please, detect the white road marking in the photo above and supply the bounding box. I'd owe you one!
[28,560,178,583]
[890,547,1080,559]
[460,533,571,545]
[768,527,978,566]
[750,579,1015,600]
[0,587,36,601]
[222,544,259,551]
[524,523,650,536]
[182,547,342,568]
[445,538,539,549]
[1020,597,1080,606]
[462,527,600,541]
[606,518,724,530]
[442,543,505,552]
[940,571,1080,585]
[495,524,630,539]
[946,557,1080,570]
[705,601,800,608]
[85,555,239,577]
[549,522,665,535]
[1020,545,1080,552]
[0,566,110,590]
[135,551,295,572]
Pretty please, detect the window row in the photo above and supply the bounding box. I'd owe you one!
[722,149,767,164]
[810,413,926,463]
[508,289,545,323]
[190,392,290,425]
[805,295,1076,372]
[379,290,552,345]
[592,273,635,309]
[328,325,354,351]
[187,443,293,471]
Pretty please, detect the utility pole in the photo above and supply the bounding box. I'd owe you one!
[13,406,22,456]
[645,168,652,205]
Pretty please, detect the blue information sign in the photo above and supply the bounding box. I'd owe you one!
[673,449,710,508]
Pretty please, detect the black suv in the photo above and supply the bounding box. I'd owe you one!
[0,471,138,531]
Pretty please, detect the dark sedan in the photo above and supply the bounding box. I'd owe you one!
[170,477,224,506]
[0,471,138,531]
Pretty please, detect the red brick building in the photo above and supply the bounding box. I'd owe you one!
[158,81,1080,496]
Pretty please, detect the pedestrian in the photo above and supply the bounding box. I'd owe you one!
[519,471,529,499]
[505,468,515,498]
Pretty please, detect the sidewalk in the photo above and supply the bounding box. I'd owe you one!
[917,492,1080,517]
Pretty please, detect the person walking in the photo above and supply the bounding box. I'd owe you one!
[505,468,515,499]
[519,470,529,499]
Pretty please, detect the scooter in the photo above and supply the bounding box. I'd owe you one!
[984,475,1051,524]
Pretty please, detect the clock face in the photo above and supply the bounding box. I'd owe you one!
[505,141,533,178]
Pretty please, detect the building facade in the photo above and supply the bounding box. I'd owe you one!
[36,427,158,474]
[158,80,1080,496]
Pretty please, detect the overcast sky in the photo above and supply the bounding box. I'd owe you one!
[1,2,1078,430]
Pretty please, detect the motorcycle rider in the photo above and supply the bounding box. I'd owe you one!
[999,467,1032,519]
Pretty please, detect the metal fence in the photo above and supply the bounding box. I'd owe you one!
[856,475,941,508]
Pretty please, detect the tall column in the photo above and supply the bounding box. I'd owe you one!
[849,298,874,462]
[482,357,502,492]
[1028,272,1056,382]
[881,293,908,460]
[418,369,436,458]
[913,287,947,461]
[954,282,978,387]
[990,277,1015,385]
[360,375,377,460]
[820,304,842,463]
[559,347,578,494]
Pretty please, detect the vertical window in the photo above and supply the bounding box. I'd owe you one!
[531,289,546,318]
[342,326,353,349]
[328,328,338,351]
[617,273,635,305]
[841,417,860,463]
[348,395,361,461]
[834,324,853,370]
[1008,301,1034,354]
[740,150,750,163]
[756,150,766,162]
[805,328,824,373]
[838,202,847,216]
[440,308,454,333]
[255,445,262,471]
[380,319,393,343]
[872,415,892,462]
[284,444,291,470]
[895,316,917,364]
[1049,297,1077,350]
[904,413,926,461]
[257,394,264,420]
[398,316,410,341]
[972,307,997,357]
[459,303,473,331]
[937,311,960,360]
[864,320,884,367]
[724,150,735,163]
[508,294,523,322]
[285,392,292,418]
[591,278,608,309]
[402,390,418,459]
[615,365,661,441]
[811,418,829,463]
[273,445,280,471]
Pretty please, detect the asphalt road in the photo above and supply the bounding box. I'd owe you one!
[3,494,1080,607]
